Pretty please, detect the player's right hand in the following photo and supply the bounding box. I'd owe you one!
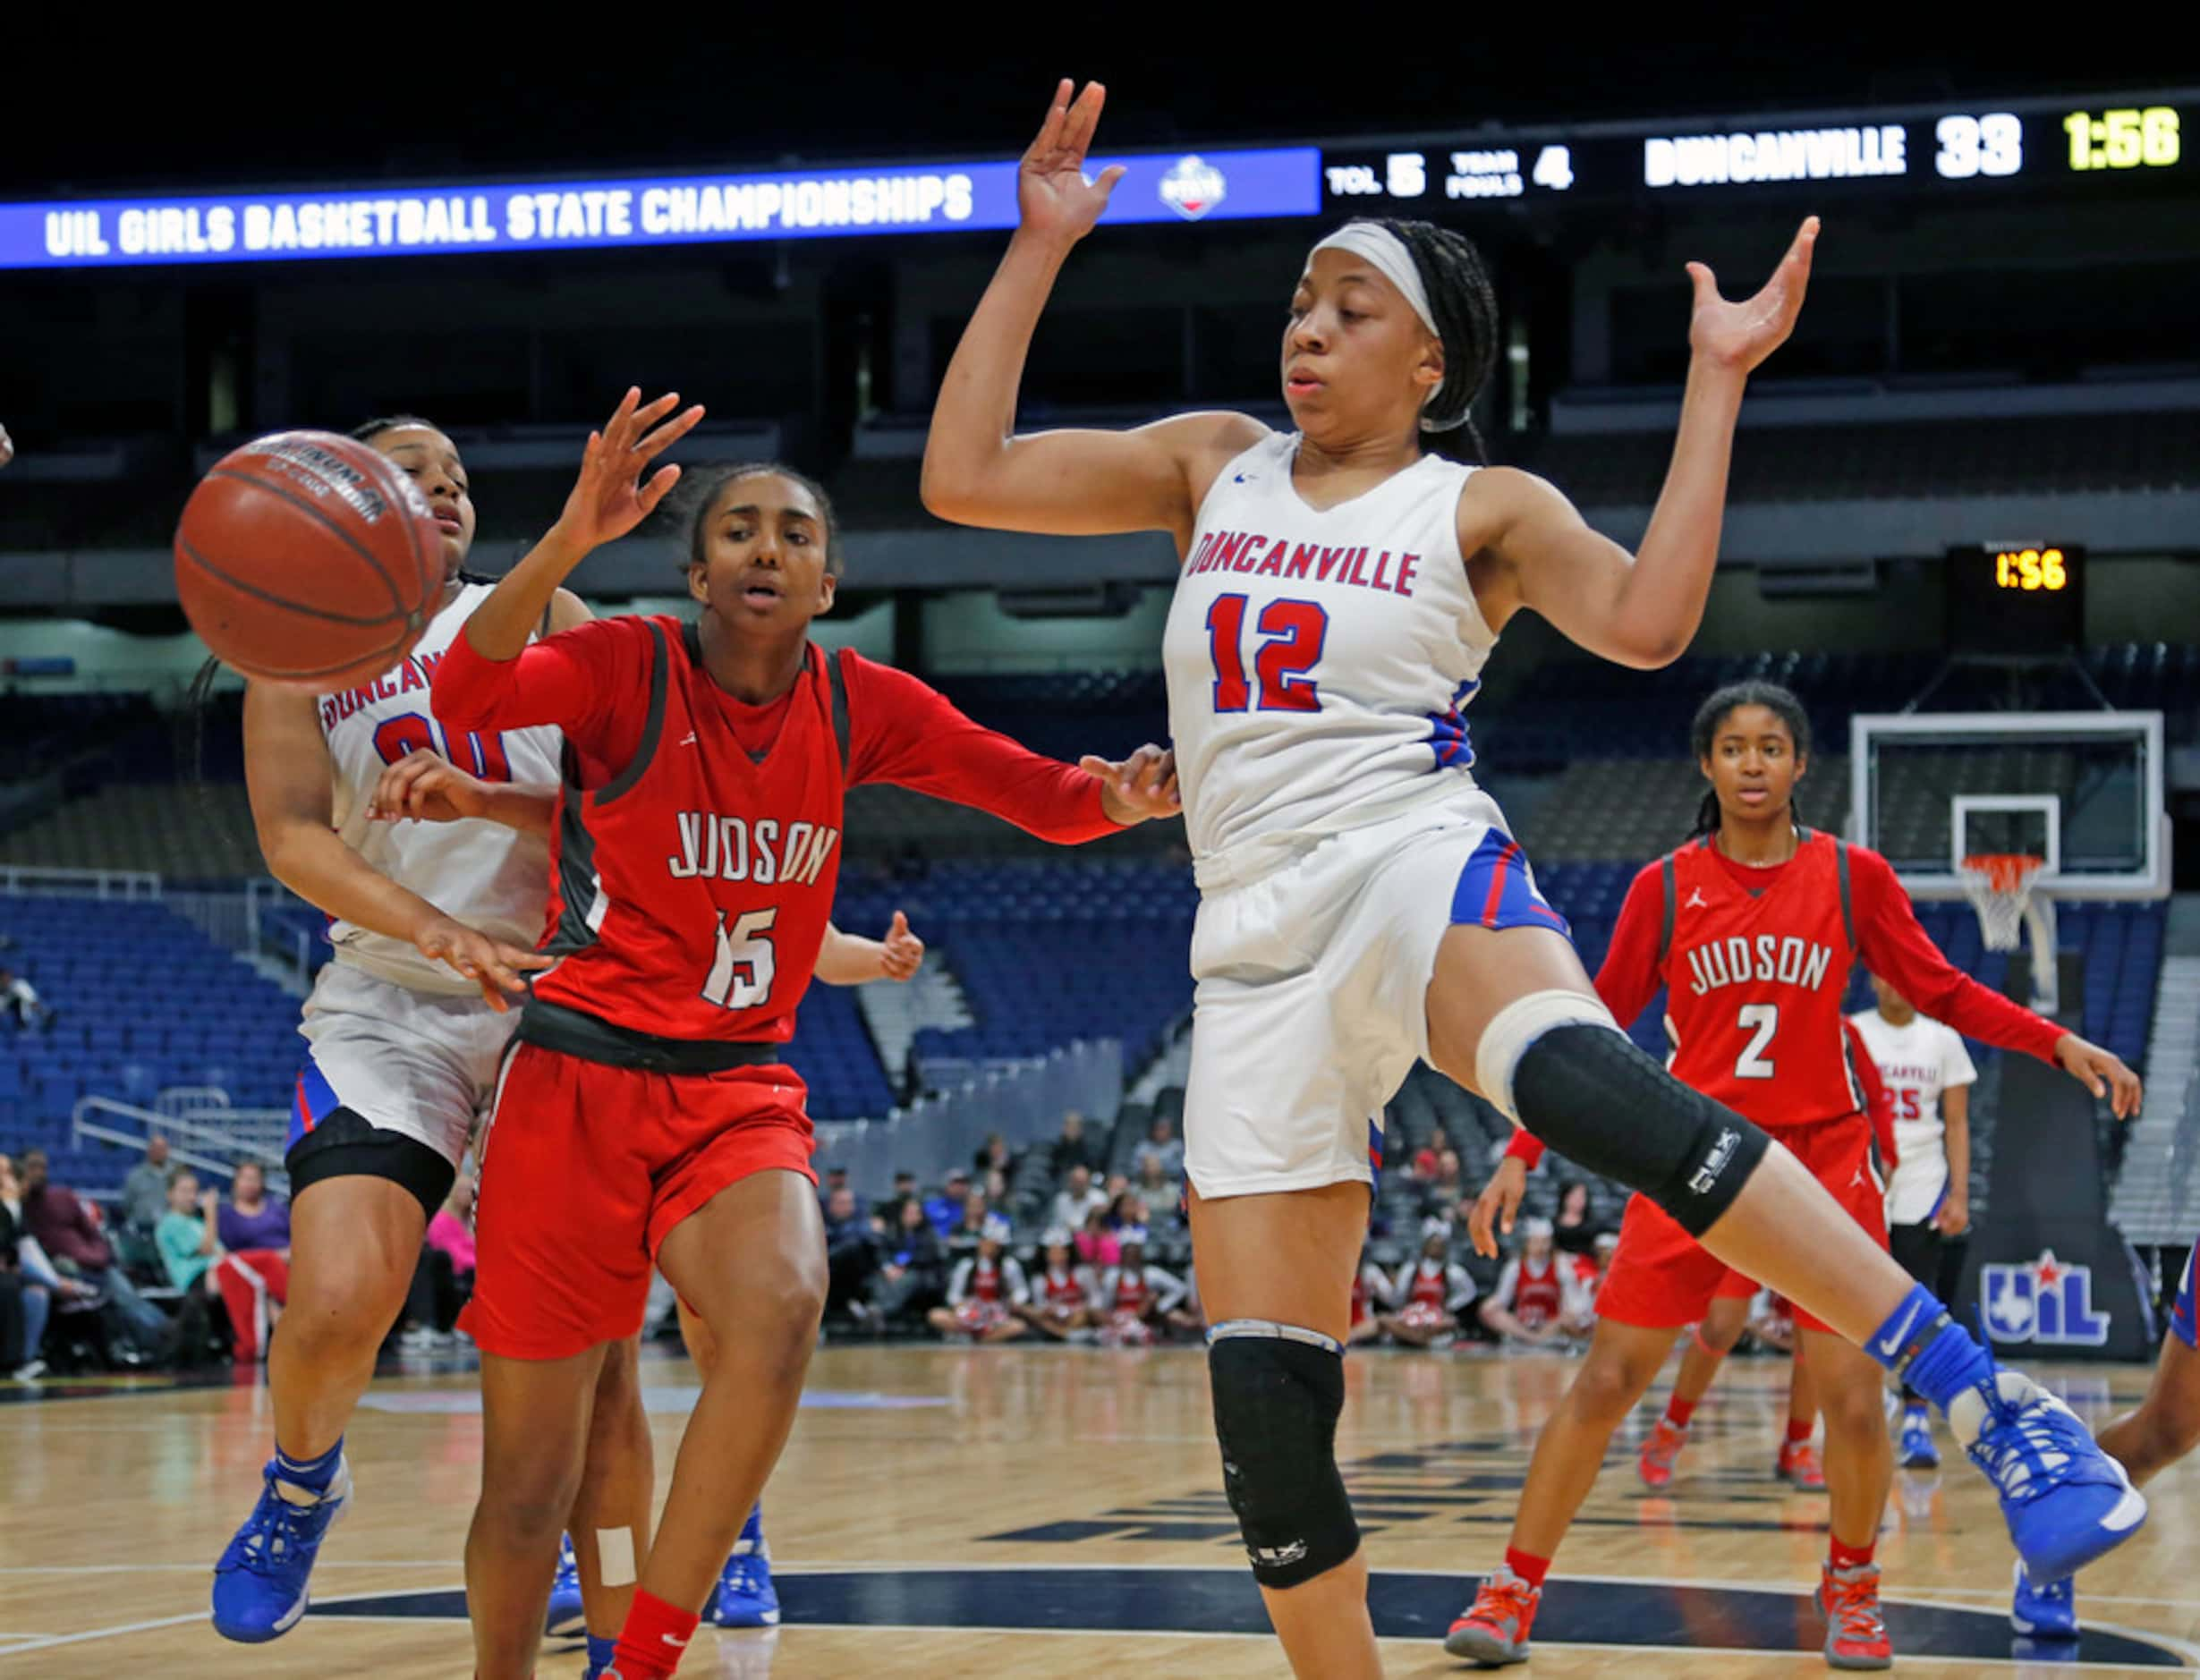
[369,749,489,824]
[1467,1155,1528,1259]
[1018,80,1126,246]
[413,915,552,1012]
[549,387,707,556]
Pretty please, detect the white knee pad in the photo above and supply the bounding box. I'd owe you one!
[1474,989,1623,1123]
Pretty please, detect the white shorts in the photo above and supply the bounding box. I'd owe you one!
[290,960,521,1168]
[1183,786,1568,1201]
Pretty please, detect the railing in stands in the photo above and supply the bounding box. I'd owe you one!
[167,877,317,988]
[0,865,161,899]
[816,1037,1122,1201]
[70,1094,291,1192]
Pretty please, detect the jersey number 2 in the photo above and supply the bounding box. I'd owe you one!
[1206,594,1327,713]
[1735,1003,1778,1079]
[702,908,777,1010]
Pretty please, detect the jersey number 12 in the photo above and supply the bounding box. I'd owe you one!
[1206,594,1327,713]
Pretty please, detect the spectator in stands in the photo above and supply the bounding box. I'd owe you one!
[887,1170,918,1217]
[947,1188,993,1256]
[819,1163,851,1214]
[1348,1243,1396,1346]
[1133,1154,1181,1226]
[1075,1201,1121,1270]
[1049,1111,1101,1179]
[1380,1219,1478,1347]
[1412,1125,1452,1183]
[981,1167,1010,1207]
[1131,1116,1185,1183]
[217,1161,290,1258]
[1479,1218,1588,1347]
[929,1216,1030,1342]
[820,1184,877,1323]
[1,1152,68,1380]
[973,1133,1018,1180]
[16,1148,168,1353]
[1018,1229,1097,1341]
[1423,1149,1465,1215]
[1050,1164,1108,1234]
[0,966,52,1032]
[923,1169,973,1236]
[1552,1180,1605,1257]
[120,1136,173,1239]
[1094,1229,1189,1345]
[404,1172,479,1346]
[869,1195,947,1328]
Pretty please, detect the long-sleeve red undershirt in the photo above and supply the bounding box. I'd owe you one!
[433,616,1120,844]
[1506,841,2063,1169]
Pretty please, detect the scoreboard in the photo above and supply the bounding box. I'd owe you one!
[1319,91,2191,217]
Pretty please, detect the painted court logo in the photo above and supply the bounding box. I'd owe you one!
[1983,1250,2111,1347]
[1160,156,1227,220]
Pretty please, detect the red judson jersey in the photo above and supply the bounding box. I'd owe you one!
[434,615,1121,1048]
[1600,831,2063,1130]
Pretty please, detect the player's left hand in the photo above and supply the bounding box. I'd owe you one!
[1083,744,1180,825]
[2054,1032,2143,1119]
[1687,216,1819,375]
[369,749,490,824]
[879,910,925,980]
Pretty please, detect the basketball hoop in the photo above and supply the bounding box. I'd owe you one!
[1959,853,2044,953]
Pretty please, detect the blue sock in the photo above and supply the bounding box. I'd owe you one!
[738,1502,765,1554]
[273,1435,344,1496]
[585,1633,616,1675]
[1866,1285,1992,1413]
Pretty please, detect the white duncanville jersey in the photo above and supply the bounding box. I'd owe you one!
[1848,1007,1978,1226]
[313,582,563,995]
[1163,432,1495,860]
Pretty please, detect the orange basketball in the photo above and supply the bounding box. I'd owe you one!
[174,430,446,691]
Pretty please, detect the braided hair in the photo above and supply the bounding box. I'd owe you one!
[1687,681,1814,838]
[671,461,845,581]
[1365,217,1500,460]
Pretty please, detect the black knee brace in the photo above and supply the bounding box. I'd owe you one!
[1511,1025,1771,1237]
[1207,1327,1357,1589]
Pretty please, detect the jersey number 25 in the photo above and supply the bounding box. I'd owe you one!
[1206,594,1327,713]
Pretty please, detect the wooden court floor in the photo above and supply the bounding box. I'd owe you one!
[1,1342,2194,1676]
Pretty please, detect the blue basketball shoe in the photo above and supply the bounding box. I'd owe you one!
[2010,1560,2078,1638]
[709,1505,779,1628]
[1950,1370,2146,1582]
[1898,1404,1941,1470]
[547,1532,586,1638]
[210,1454,353,1642]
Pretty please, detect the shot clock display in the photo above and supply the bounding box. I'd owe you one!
[2063,106,2180,171]
[1945,543,2087,657]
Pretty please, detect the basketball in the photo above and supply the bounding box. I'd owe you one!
[174,430,446,691]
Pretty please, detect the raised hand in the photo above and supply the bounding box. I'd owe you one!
[369,749,490,825]
[1687,216,1820,375]
[413,913,552,1012]
[550,387,707,555]
[1018,79,1127,247]
[879,910,925,981]
[1081,744,1181,825]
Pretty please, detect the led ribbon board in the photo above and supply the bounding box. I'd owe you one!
[5,148,1320,270]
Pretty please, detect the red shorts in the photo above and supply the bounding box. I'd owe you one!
[462,1043,815,1360]
[1596,1113,1886,1336]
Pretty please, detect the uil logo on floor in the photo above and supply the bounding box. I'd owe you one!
[1983,1250,2111,1347]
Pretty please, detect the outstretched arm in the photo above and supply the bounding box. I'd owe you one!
[1463,218,1820,668]
[921,80,1263,543]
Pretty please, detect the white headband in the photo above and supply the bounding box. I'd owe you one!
[1309,223,1437,338]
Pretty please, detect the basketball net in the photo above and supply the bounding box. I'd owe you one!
[1959,853,2060,1014]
